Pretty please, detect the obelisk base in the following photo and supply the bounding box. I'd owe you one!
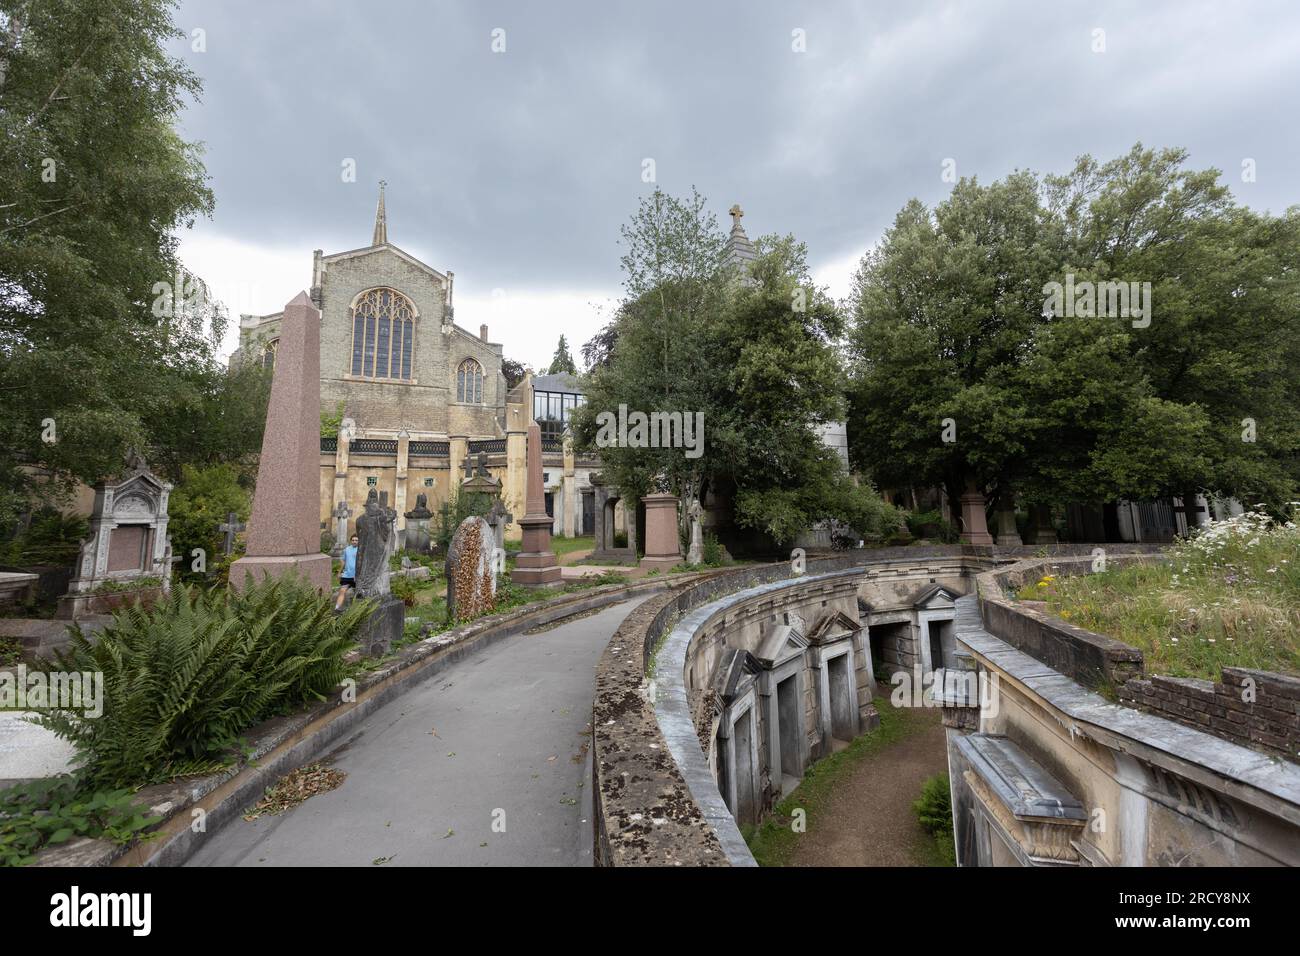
[512,515,562,587]
[229,552,333,594]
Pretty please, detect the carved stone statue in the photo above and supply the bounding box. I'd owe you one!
[354,488,392,597]
[687,499,705,565]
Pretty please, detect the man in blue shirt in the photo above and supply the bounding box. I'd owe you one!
[335,534,359,611]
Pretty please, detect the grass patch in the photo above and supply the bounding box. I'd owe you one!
[913,773,956,867]
[746,700,935,867]
[1015,509,1300,679]
[550,535,595,557]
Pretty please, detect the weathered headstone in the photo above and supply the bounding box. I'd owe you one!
[404,493,433,554]
[230,292,333,592]
[330,501,352,557]
[487,497,513,555]
[686,499,705,565]
[445,515,497,622]
[353,488,403,657]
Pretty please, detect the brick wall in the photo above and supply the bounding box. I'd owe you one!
[1119,669,1300,761]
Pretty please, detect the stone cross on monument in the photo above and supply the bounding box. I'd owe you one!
[218,512,246,556]
[686,499,705,566]
[330,501,352,557]
[461,453,475,479]
[729,203,743,225]
[230,292,333,592]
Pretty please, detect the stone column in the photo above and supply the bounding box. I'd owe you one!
[512,423,561,586]
[231,292,333,592]
[449,434,468,490]
[640,493,683,572]
[993,490,1022,548]
[394,428,410,537]
[332,418,354,536]
[958,481,994,547]
[562,430,577,538]
[503,406,527,543]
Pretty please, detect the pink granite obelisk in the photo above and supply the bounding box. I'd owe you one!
[511,422,562,586]
[230,291,333,593]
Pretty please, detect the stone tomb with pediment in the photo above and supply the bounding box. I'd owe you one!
[58,456,173,619]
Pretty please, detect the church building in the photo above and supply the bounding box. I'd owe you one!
[232,185,589,543]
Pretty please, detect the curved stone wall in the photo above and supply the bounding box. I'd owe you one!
[592,547,973,866]
[592,544,1300,867]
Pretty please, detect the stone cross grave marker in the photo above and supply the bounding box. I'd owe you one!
[331,501,352,557]
[219,512,246,556]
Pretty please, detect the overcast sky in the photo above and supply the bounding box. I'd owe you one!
[169,0,1300,367]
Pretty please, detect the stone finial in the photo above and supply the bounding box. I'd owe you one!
[729,203,743,226]
[372,180,388,246]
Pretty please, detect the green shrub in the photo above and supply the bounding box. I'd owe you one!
[913,773,953,836]
[0,776,160,867]
[435,491,494,552]
[701,532,724,566]
[390,576,417,606]
[167,464,250,584]
[37,577,371,789]
[0,509,87,567]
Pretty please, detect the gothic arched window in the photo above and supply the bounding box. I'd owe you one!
[261,339,278,371]
[457,358,483,403]
[350,288,416,380]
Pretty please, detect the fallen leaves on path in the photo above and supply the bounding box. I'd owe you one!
[244,762,347,821]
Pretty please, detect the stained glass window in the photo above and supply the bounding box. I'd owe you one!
[349,288,417,379]
[457,358,483,403]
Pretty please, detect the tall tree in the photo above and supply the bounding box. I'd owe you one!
[575,188,894,548]
[847,145,1300,517]
[0,0,224,524]
[546,334,578,376]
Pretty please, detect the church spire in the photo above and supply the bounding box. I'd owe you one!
[725,202,756,266]
[372,180,388,246]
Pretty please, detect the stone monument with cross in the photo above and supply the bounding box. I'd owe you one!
[219,512,247,556]
[686,499,705,565]
[330,500,352,557]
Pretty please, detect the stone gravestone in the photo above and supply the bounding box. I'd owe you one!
[686,499,705,565]
[59,449,174,619]
[330,501,352,558]
[445,515,497,622]
[486,497,512,557]
[230,292,333,592]
[353,488,403,657]
[403,493,433,554]
[219,512,246,556]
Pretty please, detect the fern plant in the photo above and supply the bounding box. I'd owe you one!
[37,578,371,789]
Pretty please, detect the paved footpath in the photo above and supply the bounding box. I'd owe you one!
[187,596,648,867]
